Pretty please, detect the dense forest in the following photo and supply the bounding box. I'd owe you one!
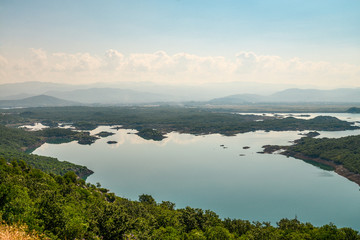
[1,160,359,239]
[0,124,93,178]
[1,106,358,137]
[284,135,360,175]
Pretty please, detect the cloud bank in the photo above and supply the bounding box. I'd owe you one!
[0,49,359,88]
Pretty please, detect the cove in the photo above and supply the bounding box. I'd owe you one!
[33,125,360,230]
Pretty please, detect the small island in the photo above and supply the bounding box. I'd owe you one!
[107,140,118,144]
[96,131,115,138]
[298,131,320,138]
[77,134,99,145]
[136,128,166,141]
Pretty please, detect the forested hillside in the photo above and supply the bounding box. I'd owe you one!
[0,124,93,178]
[286,135,360,174]
[0,160,359,239]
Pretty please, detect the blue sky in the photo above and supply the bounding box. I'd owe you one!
[0,0,359,87]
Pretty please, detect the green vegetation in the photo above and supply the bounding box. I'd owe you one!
[0,150,92,179]
[262,134,360,186]
[285,135,360,174]
[0,160,358,239]
[199,103,358,113]
[0,124,41,152]
[73,121,98,130]
[0,124,93,178]
[1,106,357,137]
[137,128,166,141]
[38,127,100,145]
[303,131,320,138]
[96,131,115,138]
[347,107,360,113]
[1,106,360,238]
[76,133,99,145]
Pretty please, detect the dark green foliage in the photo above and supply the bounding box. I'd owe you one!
[0,124,93,178]
[0,150,93,178]
[137,128,165,141]
[76,132,99,145]
[286,135,360,174]
[139,194,157,205]
[223,218,253,237]
[41,119,58,127]
[0,124,41,151]
[37,127,99,145]
[96,131,115,137]
[1,106,360,239]
[37,127,77,138]
[305,131,320,138]
[0,160,359,239]
[346,107,360,113]
[73,121,97,130]
[1,107,357,138]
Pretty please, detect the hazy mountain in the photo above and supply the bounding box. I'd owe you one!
[100,81,297,101]
[0,82,85,100]
[209,94,264,104]
[267,88,360,102]
[0,81,296,102]
[2,82,358,104]
[45,88,171,104]
[0,95,80,108]
[209,88,360,104]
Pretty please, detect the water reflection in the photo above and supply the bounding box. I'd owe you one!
[33,125,360,230]
[19,122,49,131]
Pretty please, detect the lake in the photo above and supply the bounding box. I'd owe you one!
[33,113,360,230]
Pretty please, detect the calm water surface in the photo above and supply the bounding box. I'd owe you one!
[33,114,360,230]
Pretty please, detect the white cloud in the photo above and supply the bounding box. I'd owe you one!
[30,48,47,65]
[103,49,125,71]
[0,48,359,88]
[52,52,102,72]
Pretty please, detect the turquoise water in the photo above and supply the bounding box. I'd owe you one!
[34,124,360,230]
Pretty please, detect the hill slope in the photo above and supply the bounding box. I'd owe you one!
[0,95,80,108]
[210,88,360,104]
[46,88,171,104]
[1,159,359,239]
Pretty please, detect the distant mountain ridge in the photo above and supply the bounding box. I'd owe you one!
[0,95,79,108]
[1,82,360,105]
[0,81,83,100]
[45,88,170,104]
[0,81,298,102]
[209,88,360,104]
[0,82,172,104]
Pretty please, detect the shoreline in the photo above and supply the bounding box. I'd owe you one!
[283,151,360,187]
